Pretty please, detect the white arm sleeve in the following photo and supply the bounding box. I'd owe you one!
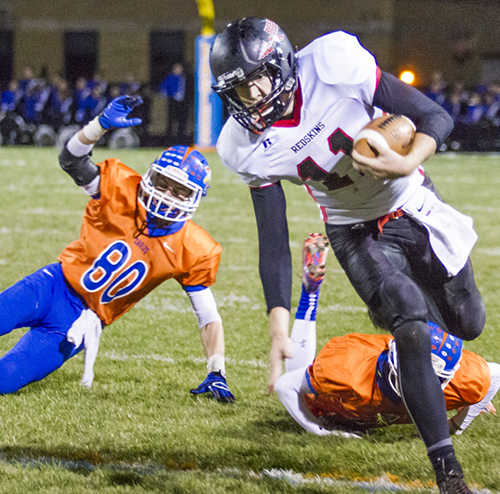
[186,287,222,329]
[450,362,500,434]
[274,367,361,438]
[66,132,95,157]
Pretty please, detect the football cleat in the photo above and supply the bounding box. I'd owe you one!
[302,233,329,294]
[438,471,473,494]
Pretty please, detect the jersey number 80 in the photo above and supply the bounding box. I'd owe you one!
[81,240,148,304]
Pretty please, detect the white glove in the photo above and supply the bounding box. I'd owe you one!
[66,309,103,388]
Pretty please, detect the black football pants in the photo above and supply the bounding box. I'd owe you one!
[325,213,485,448]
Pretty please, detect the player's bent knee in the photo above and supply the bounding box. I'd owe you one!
[456,295,485,341]
[392,320,431,359]
[0,355,31,394]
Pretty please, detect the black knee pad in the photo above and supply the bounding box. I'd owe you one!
[370,272,428,331]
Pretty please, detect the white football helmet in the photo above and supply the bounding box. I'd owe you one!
[135,146,211,236]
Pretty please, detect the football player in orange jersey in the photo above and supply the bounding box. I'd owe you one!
[275,234,499,438]
[0,96,234,402]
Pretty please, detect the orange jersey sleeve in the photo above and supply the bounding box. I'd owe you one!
[444,349,490,410]
[58,159,221,325]
[305,334,409,430]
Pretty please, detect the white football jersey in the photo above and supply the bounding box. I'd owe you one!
[217,31,425,225]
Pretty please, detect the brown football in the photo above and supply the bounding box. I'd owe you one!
[353,114,416,158]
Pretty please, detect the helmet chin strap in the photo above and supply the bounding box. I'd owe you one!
[133,202,185,238]
[146,212,185,237]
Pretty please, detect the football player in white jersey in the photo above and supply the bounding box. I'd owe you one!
[210,17,485,493]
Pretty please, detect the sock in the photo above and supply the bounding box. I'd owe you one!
[285,283,319,373]
[296,284,319,321]
[428,444,463,483]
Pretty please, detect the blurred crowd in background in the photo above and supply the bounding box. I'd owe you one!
[1,65,500,152]
[0,64,197,149]
[424,71,500,152]
[0,66,154,148]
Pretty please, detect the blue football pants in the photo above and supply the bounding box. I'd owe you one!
[0,263,85,393]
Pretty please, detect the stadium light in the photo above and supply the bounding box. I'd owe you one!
[399,70,416,85]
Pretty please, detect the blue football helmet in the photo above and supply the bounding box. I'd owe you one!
[137,146,211,227]
[386,322,463,397]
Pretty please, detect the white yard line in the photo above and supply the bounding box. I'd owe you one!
[102,351,268,368]
[0,454,494,493]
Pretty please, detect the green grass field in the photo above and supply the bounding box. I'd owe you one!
[0,146,499,493]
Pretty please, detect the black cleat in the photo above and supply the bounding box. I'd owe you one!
[438,471,473,494]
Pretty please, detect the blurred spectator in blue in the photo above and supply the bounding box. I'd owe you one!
[464,92,487,124]
[159,62,187,139]
[45,77,74,130]
[20,82,50,124]
[86,72,107,95]
[119,73,141,96]
[424,71,447,106]
[442,82,468,123]
[106,84,121,104]
[73,77,90,124]
[81,85,107,124]
[483,82,500,126]
[18,66,37,94]
[1,80,22,113]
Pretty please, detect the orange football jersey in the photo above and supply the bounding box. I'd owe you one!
[58,159,221,325]
[305,333,491,430]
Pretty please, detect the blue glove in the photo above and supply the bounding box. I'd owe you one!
[98,95,143,130]
[190,372,235,403]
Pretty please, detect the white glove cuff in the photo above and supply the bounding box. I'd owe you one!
[207,353,225,377]
[83,117,107,142]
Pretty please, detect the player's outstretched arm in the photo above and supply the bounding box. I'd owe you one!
[59,95,143,191]
[268,307,293,393]
[185,287,235,403]
[190,321,235,403]
[250,183,293,393]
[274,367,361,438]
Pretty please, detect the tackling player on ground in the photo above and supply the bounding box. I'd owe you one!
[210,17,484,492]
[0,96,235,403]
[275,234,499,444]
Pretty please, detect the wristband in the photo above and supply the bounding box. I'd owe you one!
[83,117,107,142]
[207,353,226,377]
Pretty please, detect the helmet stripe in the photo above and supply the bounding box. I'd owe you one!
[180,146,193,166]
